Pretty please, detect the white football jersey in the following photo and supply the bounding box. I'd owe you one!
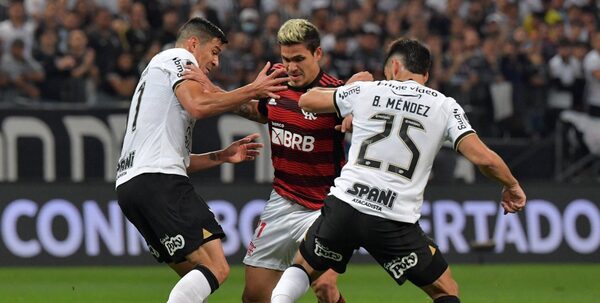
[329,80,475,223]
[115,48,199,187]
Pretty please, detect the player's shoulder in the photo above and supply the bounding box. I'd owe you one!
[319,71,344,87]
[153,48,197,66]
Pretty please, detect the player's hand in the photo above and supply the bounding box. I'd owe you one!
[183,64,223,93]
[500,183,526,215]
[220,133,263,163]
[346,71,373,84]
[251,62,289,99]
[334,115,353,133]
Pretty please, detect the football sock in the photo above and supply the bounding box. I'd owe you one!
[433,295,460,303]
[271,265,311,303]
[167,266,219,303]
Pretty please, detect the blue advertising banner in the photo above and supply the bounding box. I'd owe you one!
[0,182,598,266]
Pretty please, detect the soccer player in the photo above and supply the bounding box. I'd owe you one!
[270,38,527,303]
[115,17,288,303]
[236,19,351,303]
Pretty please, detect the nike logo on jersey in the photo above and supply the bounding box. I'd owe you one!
[268,98,277,105]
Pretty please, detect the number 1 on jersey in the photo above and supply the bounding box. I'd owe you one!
[132,81,146,132]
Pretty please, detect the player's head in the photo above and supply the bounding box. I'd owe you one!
[176,17,228,74]
[277,19,322,87]
[383,38,431,84]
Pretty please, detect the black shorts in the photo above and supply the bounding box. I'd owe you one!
[116,173,224,263]
[300,195,448,287]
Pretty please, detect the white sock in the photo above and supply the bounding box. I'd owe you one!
[167,269,212,303]
[271,266,310,303]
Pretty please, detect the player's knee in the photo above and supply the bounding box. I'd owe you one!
[211,262,230,285]
[242,285,268,303]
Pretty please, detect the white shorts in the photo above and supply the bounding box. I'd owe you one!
[243,190,321,271]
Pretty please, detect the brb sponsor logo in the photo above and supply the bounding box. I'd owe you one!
[384,252,418,279]
[271,125,315,151]
[161,234,185,256]
[314,238,342,261]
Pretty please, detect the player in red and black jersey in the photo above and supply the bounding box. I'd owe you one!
[234,19,362,303]
[182,18,371,303]
[256,62,345,210]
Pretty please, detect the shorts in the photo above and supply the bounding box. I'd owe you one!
[243,190,321,271]
[116,173,225,264]
[300,195,448,287]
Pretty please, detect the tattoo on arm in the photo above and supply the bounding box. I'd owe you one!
[234,102,266,123]
[209,152,220,161]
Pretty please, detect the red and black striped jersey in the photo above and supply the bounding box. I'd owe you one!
[258,64,346,210]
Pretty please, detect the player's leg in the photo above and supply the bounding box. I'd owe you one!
[311,269,345,303]
[273,196,356,303]
[167,238,230,303]
[272,251,326,303]
[366,219,459,303]
[242,191,306,303]
[242,266,283,303]
[420,267,459,302]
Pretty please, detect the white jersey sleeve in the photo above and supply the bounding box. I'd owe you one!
[115,48,199,188]
[160,48,198,91]
[329,80,474,223]
[443,97,476,150]
[333,82,366,117]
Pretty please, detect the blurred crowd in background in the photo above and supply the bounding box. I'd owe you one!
[1,0,600,140]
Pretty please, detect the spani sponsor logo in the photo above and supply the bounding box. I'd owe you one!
[161,234,185,256]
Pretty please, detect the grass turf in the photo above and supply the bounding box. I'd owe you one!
[0,264,597,302]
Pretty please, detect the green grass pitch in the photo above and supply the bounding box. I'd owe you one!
[0,264,597,302]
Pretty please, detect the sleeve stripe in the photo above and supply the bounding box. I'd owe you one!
[333,88,342,118]
[453,130,476,151]
[172,79,185,92]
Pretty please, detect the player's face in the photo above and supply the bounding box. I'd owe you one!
[192,37,224,74]
[280,44,322,87]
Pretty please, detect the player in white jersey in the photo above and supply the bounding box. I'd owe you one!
[115,17,288,303]
[271,38,527,303]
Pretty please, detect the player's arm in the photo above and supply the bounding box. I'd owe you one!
[183,63,268,123]
[175,62,288,119]
[187,133,263,173]
[232,101,268,123]
[298,87,337,113]
[456,134,526,214]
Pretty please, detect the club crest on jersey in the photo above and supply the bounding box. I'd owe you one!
[160,234,185,256]
[384,252,418,279]
[301,109,317,120]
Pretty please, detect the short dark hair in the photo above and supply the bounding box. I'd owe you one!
[384,38,431,76]
[277,19,320,53]
[177,17,228,44]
